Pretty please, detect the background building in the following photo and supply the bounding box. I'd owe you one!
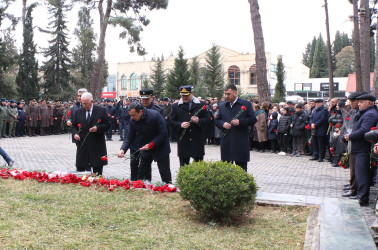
[107,46,309,98]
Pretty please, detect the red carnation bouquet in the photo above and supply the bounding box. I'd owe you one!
[222,106,247,138]
[179,105,207,141]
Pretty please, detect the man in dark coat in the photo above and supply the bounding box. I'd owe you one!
[309,99,329,162]
[72,92,111,175]
[117,99,129,141]
[16,101,26,137]
[290,103,308,157]
[67,88,87,142]
[105,99,116,141]
[343,94,378,206]
[118,102,172,183]
[139,89,164,117]
[215,84,256,171]
[170,85,211,166]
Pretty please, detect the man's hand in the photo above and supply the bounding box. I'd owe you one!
[111,116,114,119]
[344,134,350,141]
[67,121,72,126]
[117,150,125,158]
[181,122,190,129]
[223,122,231,130]
[290,124,293,128]
[191,116,199,124]
[311,123,315,129]
[231,119,239,126]
[89,126,97,133]
[140,144,150,151]
[74,134,80,141]
[374,143,378,154]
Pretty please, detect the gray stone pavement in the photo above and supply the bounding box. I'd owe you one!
[0,134,376,227]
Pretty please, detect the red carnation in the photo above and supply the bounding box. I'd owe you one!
[108,113,110,116]
[305,124,311,130]
[148,142,155,149]
[67,110,72,117]
[371,127,377,131]
[308,141,312,146]
[345,117,351,121]
[335,124,341,128]
[329,123,333,127]
[241,106,247,111]
[98,119,102,122]
[78,124,82,128]
[101,156,108,161]
[202,105,207,110]
[274,129,277,133]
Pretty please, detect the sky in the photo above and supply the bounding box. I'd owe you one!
[5,0,354,66]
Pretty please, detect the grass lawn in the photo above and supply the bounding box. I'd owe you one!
[0,179,310,249]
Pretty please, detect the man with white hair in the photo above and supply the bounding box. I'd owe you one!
[72,92,111,175]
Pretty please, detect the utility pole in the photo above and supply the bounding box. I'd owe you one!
[324,0,334,98]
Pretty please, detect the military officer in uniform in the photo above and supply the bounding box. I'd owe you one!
[343,94,378,206]
[26,99,38,136]
[7,100,18,137]
[0,98,8,138]
[170,86,211,166]
[139,89,164,117]
[118,102,172,183]
[105,99,116,141]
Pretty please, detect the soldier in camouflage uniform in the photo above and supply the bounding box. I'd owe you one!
[0,98,8,138]
[7,100,18,137]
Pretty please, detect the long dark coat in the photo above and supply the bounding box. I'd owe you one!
[26,103,39,127]
[310,105,329,136]
[38,104,50,128]
[72,105,111,169]
[291,110,308,137]
[215,98,256,162]
[121,108,170,161]
[170,99,210,158]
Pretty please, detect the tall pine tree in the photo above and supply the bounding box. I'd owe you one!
[203,45,225,98]
[40,0,72,100]
[310,34,328,78]
[16,3,39,101]
[150,57,165,99]
[189,56,201,87]
[71,7,96,91]
[273,56,285,102]
[165,47,190,99]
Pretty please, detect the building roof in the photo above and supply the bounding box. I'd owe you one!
[346,72,374,92]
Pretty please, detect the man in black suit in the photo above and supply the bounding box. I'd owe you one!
[72,92,111,175]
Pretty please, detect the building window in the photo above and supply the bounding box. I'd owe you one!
[228,65,240,85]
[249,65,257,85]
[121,75,127,90]
[130,73,138,90]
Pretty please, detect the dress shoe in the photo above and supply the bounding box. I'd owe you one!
[359,200,369,207]
[343,187,350,191]
[290,152,296,157]
[108,138,113,141]
[331,162,338,167]
[296,152,301,157]
[343,184,350,188]
[349,195,358,200]
[342,191,356,197]
[317,158,324,162]
[309,157,319,161]
[119,138,123,141]
[7,160,15,167]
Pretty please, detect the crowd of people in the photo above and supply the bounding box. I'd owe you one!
[1,85,378,207]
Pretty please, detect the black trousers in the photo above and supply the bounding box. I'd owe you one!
[106,127,112,139]
[119,121,127,140]
[130,148,141,181]
[179,156,203,167]
[269,139,279,152]
[138,154,172,183]
[354,152,371,202]
[312,135,326,159]
[226,161,247,171]
[349,154,357,193]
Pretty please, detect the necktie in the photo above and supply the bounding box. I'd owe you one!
[188,102,192,110]
[87,110,91,122]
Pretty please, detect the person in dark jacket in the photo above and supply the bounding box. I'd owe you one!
[343,94,378,206]
[139,89,164,117]
[170,86,210,166]
[277,107,292,155]
[268,112,279,153]
[329,101,344,167]
[309,99,329,162]
[105,99,116,141]
[16,101,26,137]
[290,103,308,157]
[117,99,129,141]
[215,84,257,171]
[118,102,172,183]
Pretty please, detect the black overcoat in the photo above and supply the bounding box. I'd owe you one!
[170,99,210,158]
[215,98,256,162]
[72,105,111,169]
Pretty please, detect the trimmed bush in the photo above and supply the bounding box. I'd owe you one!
[177,161,258,223]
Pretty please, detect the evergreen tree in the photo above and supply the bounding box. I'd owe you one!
[272,56,285,102]
[203,45,225,98]
[150,57,166,99]
[16,3,39,101]
[71,7,96,91]
[334,46,355,77]
[302,42,312,67]
[141,78,150,89]
[310,34,329,78]
[333,31,352,57]
[309,36,317,68]
[0,30,18,99]
[165,47,190,99]
[40,0,72,100]
[189,56,200,87]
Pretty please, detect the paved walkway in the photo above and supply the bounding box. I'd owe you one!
[0,134,376,226]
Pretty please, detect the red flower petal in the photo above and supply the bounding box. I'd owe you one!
[78,124,82,127]
[202,105,207,110]
[148,142,155,149]
[241,106,247,111]
[371,127,376,131]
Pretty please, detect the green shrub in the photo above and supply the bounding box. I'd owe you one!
[177,161,258,223]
